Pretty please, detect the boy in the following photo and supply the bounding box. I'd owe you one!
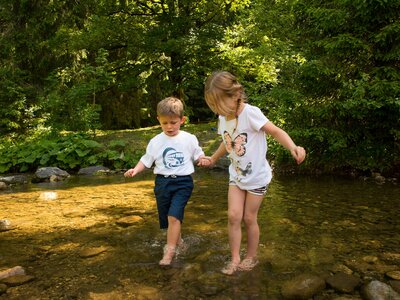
[124,97,209,265]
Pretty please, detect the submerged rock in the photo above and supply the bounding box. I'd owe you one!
[0,182,7,190]
[116,215,144,227]
[361,280,400,300]
[79,246,108,258]
[78,166,110,176]
[0,266,25,280]
[381,252,400,263]
[0,283,6,295]
[281,274,326,299]
[0,219,14,232]
[0,275,35,287]
[0,175,29,185]
[386,271,400,280]
[390,281,400,293]
[326,272,361,293]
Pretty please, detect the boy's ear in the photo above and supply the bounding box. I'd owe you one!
[180,116,186,124]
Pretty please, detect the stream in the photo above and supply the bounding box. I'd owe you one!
[1,169,399,299]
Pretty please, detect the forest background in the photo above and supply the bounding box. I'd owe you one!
[0,0,399,176]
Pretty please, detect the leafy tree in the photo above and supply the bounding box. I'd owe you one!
[49,0,248,129]
[286,0,400,173]
[0,0,95,136]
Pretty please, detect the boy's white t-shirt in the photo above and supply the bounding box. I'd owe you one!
[140,130,204,176]
[218,104,272,190]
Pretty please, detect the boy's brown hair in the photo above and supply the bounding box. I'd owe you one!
[157,97,184,117]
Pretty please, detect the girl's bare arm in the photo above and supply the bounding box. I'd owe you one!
[262,122,306,164]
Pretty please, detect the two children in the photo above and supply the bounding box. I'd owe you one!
[125,71,306,273]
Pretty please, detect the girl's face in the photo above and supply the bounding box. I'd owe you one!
[218,91,241,117]
[157,115,185,136]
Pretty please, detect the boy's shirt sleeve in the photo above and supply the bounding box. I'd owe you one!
[191,134,205,161]
[140,139,155,168]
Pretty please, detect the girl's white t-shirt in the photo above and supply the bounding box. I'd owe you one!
[140,131,204,176]
[218,104,272,189]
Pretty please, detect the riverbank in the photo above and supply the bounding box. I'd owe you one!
[1,121,399,179]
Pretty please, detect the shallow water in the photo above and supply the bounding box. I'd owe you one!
[1,170,399,299]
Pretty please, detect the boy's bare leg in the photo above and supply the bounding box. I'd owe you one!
[159,216,181,265]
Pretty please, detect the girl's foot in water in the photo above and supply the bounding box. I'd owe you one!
[238,257,259,271]
[221,260,240,275]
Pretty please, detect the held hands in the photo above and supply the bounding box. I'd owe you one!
[197,156,213,167]
[290,146,306,164]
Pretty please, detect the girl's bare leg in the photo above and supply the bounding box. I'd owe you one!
[239,192,263,271]
[222,185,246,274]
[243,192,263,258]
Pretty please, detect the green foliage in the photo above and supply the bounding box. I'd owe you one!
[0,67,32,136]
[1,0,399,175]
[281,0,400,173]
[43,49,112,132]
[0,133,141,174]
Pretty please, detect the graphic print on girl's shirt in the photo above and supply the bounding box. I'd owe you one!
[223,130,253,182]
[223,131,247,157]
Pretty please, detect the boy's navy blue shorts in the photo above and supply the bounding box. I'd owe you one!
[154,174,194,229]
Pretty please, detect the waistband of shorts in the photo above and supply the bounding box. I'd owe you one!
[156,174,192,179]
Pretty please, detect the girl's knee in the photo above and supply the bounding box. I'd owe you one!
[243,214,257,226]
[228,211,242,225]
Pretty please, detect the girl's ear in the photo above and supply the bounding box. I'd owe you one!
[180,116,186,124]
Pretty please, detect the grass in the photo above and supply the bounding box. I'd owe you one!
[93,121,222,158]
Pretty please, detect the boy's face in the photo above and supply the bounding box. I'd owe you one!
[157,115,185,137]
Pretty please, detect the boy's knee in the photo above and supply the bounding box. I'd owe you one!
[168,215,180,224]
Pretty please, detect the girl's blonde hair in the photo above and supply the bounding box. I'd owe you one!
[204,71,246,116]
[157,97,184,117]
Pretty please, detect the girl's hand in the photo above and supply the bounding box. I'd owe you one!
[291,146,306,164]
[124,168,137,177]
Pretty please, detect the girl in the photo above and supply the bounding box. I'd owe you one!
[202,71,306,275]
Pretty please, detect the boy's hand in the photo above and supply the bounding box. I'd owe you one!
[124,168,137,177]
[290,146,306,164]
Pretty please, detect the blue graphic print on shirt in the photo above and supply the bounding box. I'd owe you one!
[162,147,184,169]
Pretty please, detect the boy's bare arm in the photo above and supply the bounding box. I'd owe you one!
[124,161,146,177]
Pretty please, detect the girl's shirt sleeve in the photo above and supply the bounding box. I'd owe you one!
[247,105,269,132]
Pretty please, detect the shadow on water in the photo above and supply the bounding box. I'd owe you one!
[0,169,399,299]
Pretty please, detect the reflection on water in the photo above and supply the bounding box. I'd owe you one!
[1,169,399,299]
